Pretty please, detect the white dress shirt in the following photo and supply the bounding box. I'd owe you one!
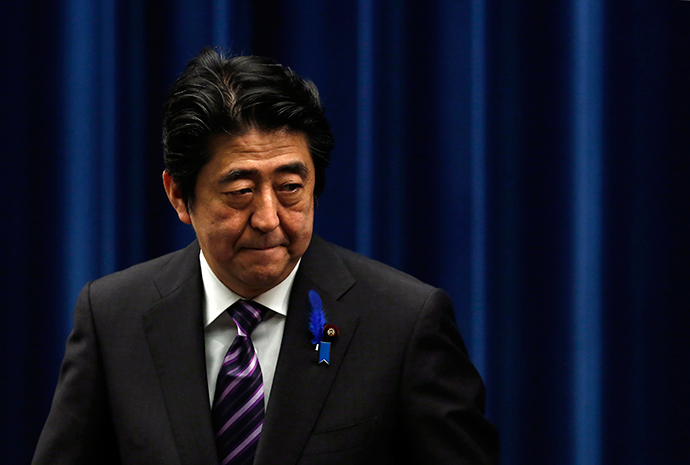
[200,251,299,407]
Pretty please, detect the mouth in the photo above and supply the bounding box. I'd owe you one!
[238,234,289,253]
[242,243,286,251]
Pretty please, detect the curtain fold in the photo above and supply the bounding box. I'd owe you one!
[1,1,687,463]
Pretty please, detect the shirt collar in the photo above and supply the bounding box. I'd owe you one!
[200,250,299,328]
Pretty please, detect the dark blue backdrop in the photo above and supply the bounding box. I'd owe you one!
[1,1,688,464]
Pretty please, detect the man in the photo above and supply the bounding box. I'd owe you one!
[33,48,499,464]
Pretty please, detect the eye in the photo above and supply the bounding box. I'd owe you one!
[227,187,253,195]
[281,183,302,193]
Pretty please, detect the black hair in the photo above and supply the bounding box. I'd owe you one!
[162,47,334,206]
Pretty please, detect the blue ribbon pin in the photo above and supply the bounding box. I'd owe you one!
[318,342,331,364]
[308,290,331,364]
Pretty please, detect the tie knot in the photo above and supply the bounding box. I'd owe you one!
[230,300,268,337]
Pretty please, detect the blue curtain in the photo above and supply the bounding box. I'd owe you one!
[2,1,688,463]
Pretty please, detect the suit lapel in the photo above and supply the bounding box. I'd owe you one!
[256,236,359,465]
[142,242,218,465]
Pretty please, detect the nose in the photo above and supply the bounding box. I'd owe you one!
[250,188,280,232]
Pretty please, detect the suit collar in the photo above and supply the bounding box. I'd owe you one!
[256,234,359,465]
[152,240,202,297]
[144,241,219,464]
[297,234,356,300]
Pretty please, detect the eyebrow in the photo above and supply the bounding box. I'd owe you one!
[218,168,258,184]
[275,161,309,177]
[217,162,309,184]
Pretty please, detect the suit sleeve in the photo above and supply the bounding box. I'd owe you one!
[32,282,120,465]
[398,289,499,465]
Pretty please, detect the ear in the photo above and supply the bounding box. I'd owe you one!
[162,171,192,225]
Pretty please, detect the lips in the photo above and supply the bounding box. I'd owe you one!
[245,242,284,249]
[239,234,288,250]
[241,242,287,252]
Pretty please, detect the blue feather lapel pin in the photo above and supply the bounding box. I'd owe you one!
[308,290,337,364]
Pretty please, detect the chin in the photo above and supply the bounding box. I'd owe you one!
[241,268,285,289]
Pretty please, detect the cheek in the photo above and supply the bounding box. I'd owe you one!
[195,206,248,243]
[283,207,314,241]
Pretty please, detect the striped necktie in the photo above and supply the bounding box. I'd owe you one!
[212,300,268,465]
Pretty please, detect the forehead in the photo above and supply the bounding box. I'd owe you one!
[207,129,312,168]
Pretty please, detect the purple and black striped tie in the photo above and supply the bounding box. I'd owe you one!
[212,300,268,465]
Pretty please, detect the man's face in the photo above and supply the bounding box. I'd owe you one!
[164,129,315,298]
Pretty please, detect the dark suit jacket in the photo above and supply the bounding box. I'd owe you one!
[33,235,499,464]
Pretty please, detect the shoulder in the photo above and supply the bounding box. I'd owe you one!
[306,235,443,311]
[332,242,431,288]
[84,241,201,309]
